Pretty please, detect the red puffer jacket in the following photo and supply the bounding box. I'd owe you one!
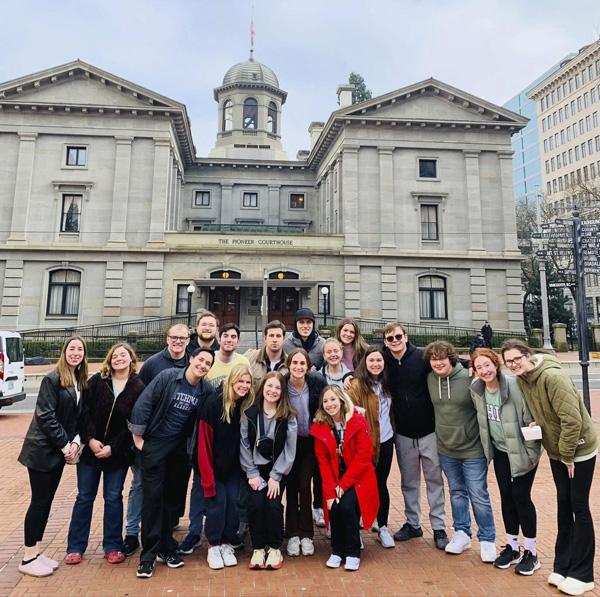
[310,411,379,528]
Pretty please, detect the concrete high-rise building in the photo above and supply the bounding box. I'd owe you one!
[504,54,575,208]
[528,39,600,322]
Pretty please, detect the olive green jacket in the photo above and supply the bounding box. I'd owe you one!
[515,355,597,464]
[471,373,542,477]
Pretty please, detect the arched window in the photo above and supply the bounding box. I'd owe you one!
[222,100,233,132]
[418,276,447,320]
[243,97,258,129]
[267,101,277,134]
[47,269,81,316]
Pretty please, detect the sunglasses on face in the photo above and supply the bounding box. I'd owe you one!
[385,334,404,343]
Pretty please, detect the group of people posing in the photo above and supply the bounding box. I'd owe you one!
[17,308,597,596]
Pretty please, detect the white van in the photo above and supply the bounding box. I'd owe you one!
[0,331,26,410]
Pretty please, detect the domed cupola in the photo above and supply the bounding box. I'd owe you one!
[209,54,288,160]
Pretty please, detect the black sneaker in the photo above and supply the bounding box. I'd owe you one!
[515,550,540,576]
[123,534,140,557]
[230,532,245,550]
[494,545,521,569]
[393,523,423,542]
[176,534,201,556]
[136,560,155,578]
[157,553,184,568]
[433,529,449,550]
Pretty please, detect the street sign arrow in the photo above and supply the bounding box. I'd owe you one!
[556,269,577,275]
[549,282,575,288]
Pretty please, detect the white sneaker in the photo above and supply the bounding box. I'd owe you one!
[249,548,266,570]
[313,508,325,528]
[38,554,59,570]
[548,572,567,587]
[345,556,360,571]
[207,545,224,569]
[300,537,314,556]
[445,530,472,554]
[480,541,496,563]
[326,554,342,568]
[286,536,300,557]
[378,526,395,549]
[265,547,283,570]
[557,577,595,596]
[219,544,237,567]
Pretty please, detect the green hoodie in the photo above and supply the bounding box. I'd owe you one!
[515,354,597,464]
[427,362,484,459]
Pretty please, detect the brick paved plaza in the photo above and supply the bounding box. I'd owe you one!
[2,397,600,597]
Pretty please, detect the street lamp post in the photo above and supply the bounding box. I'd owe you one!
[320,286,330,327]
[187,282,196,328]
[536,192,553,351]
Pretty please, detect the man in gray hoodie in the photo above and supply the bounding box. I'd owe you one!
[424,340,496,564]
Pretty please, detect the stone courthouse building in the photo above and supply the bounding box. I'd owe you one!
[0,56,527,331]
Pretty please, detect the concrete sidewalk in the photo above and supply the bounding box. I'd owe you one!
[2,399,600,597]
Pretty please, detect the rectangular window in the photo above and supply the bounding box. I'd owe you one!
[558,177,564,191]
[588,139,593,154]
[545,160,550,174]
[242,192,258,208]
[584,165,589,180]
[577,96,582,111]
[575,73,581,89]
[66,146,87,167]
[549,137,554,150]
[584,92,589,108]
[559,107,564,122]
[557,87,562,101]
[175,284,190,315]
[61,194,82,232]
[596,136,600,152]
[551,157,555,172]
[289,193,306,209]
[575,146,581,161]
[567,127,572,141]
[579,119,584,134]
[561,129,565,144]
[542,118,547,132]
[591,163,597,178]
[592,88,598,104]
[557,154,562,169]
[571,99,576,114]
[586,115,591,131]
[582,143,587,159]
[418,158,437,178]
[193,190,211,207]
[541,97,546,112]
[420,205,438,240]
[569,148,573,163]
[594,111,599,128]
[419,276,447,320]
[544,139,548,152]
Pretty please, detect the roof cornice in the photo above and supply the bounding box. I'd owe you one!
[213,81,287,103]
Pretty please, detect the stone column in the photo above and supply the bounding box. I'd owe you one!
[167,159,178,231]
[498,151,518,250]
[470,267,488,323]
[552,322,568,352]
[341,146,360,248]
[103,261,123,319]
[144,259,164,317]
[334,156,343,233]
[530,328,543,348]
[463,150,484,251]
[221,184,233,225]
[147,138,171,246]
[381,265,398,320]
[268,184,281,226]
[0,260,24,328]
[378,147,395,248]
[343,261,361,317]
[7,133,37,244]
[506,265,525,330]
[107,136,133,246]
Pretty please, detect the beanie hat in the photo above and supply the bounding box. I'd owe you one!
[295,308,315,323]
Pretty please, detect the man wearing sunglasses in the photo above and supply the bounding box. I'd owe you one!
[382,322,448,551]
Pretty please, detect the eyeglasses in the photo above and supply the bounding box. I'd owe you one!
[504,355,525,367]
[168,335,189,342]
[385,333,404,343]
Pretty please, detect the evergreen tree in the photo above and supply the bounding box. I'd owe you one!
[349,72,372,104]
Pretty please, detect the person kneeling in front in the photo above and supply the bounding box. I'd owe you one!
[129,348,215,579]
[310,385,379,571]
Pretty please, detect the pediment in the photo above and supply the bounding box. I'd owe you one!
[338,78,526,125]
[0,60,184,110]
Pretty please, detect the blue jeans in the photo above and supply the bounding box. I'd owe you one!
[187,467,205,537]
[67,462,128,554]
[125,460,143,536]
[439,454,495,542]
[204,474,240,545]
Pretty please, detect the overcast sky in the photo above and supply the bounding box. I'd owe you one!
[2,0,600,157]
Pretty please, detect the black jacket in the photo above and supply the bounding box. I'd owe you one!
[198,390,241,496]
[128,367,215,460]
[187,335,219,357]
[80,372,145,470]
[245,403,289,468]
[139,347,188,386]
[18,370,83,472]
[383,343,435,439]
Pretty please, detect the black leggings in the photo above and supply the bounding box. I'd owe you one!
[376,438,394,527]
[24,466,65,547]
[492,448,537,538]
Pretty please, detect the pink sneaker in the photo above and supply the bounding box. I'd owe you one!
[19,558,53,577]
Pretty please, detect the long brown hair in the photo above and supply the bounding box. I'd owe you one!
[222,363,254,423]
[353,345,390,394]
[55,336,88,390]
[99,343,138,379]
[314,385,352,427]
[253,371,296,419]
[336,318,368,368]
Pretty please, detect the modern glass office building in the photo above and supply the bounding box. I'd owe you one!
[504,55,576,207]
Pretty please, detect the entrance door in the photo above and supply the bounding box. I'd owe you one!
[209,287,240,326]
[269,287,299,331]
